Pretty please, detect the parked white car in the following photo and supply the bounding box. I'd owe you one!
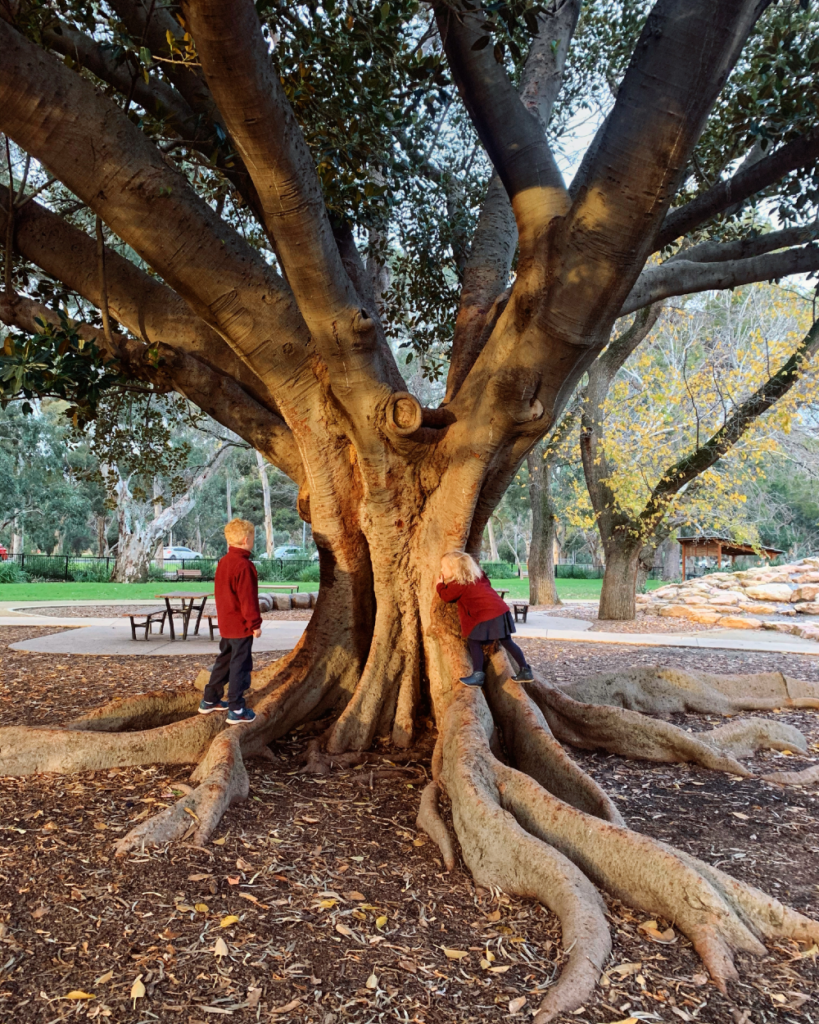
[272,545,308,559]
[162,545,202,560]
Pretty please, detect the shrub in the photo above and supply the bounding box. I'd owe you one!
[554,563,604,580]
[297,563,321,583]
[69,561,112,582]
[0,561,29,583]
[481,561,516,579]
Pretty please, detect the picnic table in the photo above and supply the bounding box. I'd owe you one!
[496,589,509,600]
[155,590,213,641]
[258,584,300,594]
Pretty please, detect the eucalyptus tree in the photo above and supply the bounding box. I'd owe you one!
[1,0,819,1016]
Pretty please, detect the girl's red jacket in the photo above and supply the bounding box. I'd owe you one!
[436,572,509,637]
[214,546,263,638]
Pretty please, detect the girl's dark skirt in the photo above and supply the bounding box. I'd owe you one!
[468,610,516,642]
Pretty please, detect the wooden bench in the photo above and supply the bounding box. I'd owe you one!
[258,583,299,594]
[123,607,170,640]
[175,568,203,581]
[204,614,220,641]
[509,599,529,623]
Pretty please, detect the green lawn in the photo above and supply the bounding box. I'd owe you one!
[0,576,665,603]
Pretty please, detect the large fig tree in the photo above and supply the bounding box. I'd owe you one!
[1,0,819,1016]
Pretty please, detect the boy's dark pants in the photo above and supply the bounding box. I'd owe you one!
[203,636,253,711]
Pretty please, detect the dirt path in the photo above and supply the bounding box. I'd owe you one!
[0,628,816,1023]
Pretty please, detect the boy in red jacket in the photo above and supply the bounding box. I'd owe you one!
[199,518,262,724]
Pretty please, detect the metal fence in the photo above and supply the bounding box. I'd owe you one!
[0,552,319,582]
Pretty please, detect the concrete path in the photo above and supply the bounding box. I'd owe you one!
[3,601,819,657]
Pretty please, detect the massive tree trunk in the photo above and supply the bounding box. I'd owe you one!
[2,1,819,1017]
[527,447,561,606]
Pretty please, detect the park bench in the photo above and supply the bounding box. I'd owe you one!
[509,599,529,623]
[123,607,170,640]
[172,568,203,581]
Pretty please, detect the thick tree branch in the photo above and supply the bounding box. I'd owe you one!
[0,188,282,417]
[0,292,304,481]
[668,223,819,265]
[656,127,819,249]
[445,0,580,402]
[0,19,314,404]
[434,3,569,245]
[622,244,819,317]
[640,317,819,527]
[181,0,359,324]
[41,18,196,133]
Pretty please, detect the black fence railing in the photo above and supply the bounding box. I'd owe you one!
[1,553,118,581]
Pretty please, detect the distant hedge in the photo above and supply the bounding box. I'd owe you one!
[481,561,517,578]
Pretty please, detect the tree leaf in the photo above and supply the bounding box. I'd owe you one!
[65,991,95,1000]
[375,915,388,929]
[220,915,239,927]
[214,936,229,958]
[509,996,527,1013]
[365,972,378,989]
[470,35,490,50]
[442,947,469,959]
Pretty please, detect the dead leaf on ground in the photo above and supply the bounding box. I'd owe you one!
[220,915,239,928]
[271,998,301,1014]
[65,990,95,1000]
[130,976,145,1009]
[214,936,229,959]
[442,947,469,960]
[508,995,527,1013]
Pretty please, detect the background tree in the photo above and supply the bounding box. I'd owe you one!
[579,283,818,619]
[1,0,819,1014]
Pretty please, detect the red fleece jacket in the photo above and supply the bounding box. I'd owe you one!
[215,546,262,638]
[436,572,509,638]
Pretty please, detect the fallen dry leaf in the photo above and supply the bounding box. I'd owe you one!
[220,915,239,928]
[212,836,226,845]
[270,998,301,1014]
[130,976,145,1009]
[609,962,642,979]
[508,995,527,1013]
[236,856,252,871]
[365,973,378,989]
[65,991,95,1001]
[214,936,229,958]
[442,947,469,960]
[194,903,209,913]
[335,922,354,937]
[246,986,262,1008]
[188,873,211,882]
[93,970,113,986]
[344,891,365,901]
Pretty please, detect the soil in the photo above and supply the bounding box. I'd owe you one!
[0,628,817,1024]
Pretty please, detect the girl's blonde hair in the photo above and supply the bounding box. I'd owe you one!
[442,550,482,584]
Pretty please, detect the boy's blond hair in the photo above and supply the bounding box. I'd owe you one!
[442,550,482,585]
[224,518,255,546]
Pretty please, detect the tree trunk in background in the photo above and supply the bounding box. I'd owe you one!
[255,450,273,558]
[635,541,658,595]
[153,478,164,571]
[598,536,641,620]
[195,522,202,554]
[96,515,106,557]
[226,475,232,522]
[486,518,500,561]
[658,535,681,580]
[527,449,561,606]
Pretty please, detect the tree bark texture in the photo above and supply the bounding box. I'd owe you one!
[1,2,818,1015]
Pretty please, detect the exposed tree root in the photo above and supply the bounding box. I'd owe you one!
[528,678,754,776]
[416,780,457,871]
[484,667,624,823]
[761,764,819,786]
[115,729,249,857]
[560,666,819,714]
[69,688,201,731]
[441,687,611,1022]
[699,717,808,757]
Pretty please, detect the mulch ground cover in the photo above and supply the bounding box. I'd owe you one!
[0,628,817,1024]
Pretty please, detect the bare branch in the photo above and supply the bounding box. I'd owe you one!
[621,244,819,317]
[656,128,819,249]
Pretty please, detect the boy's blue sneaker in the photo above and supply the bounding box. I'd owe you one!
[198,699,229,714]
[227,707,256,725]
[459,671,486,687]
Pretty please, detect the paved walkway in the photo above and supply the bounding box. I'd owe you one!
[2,602,819,657]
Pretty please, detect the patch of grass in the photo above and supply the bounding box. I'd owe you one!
[0,581,312,601]
[488,577,665,600]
